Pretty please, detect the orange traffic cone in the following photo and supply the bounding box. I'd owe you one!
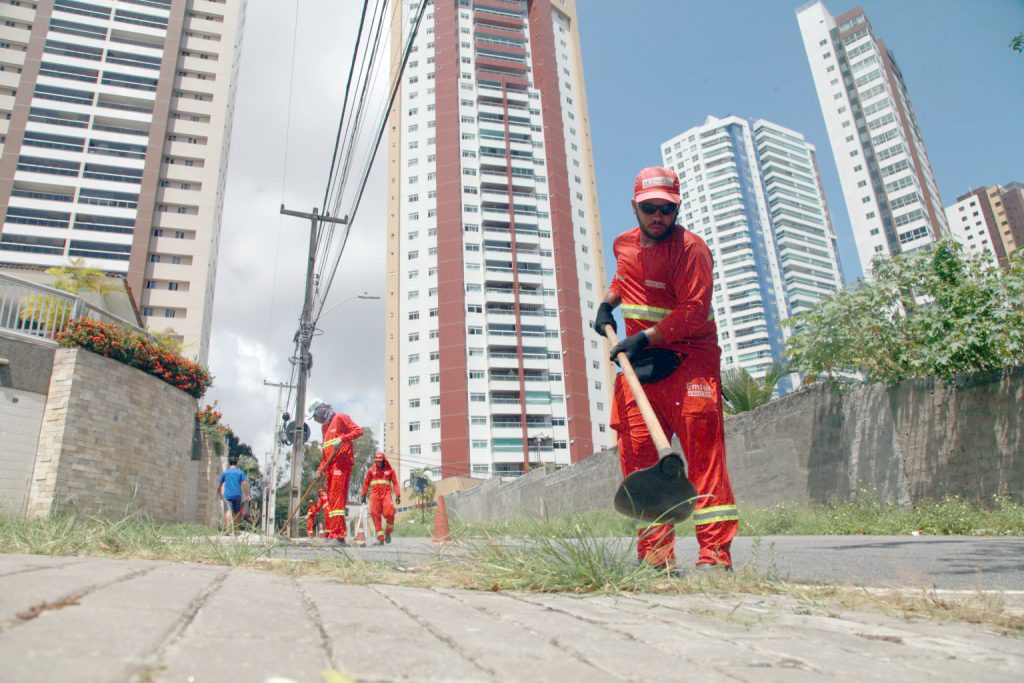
[353,504,367,547]
[432,494,451,545]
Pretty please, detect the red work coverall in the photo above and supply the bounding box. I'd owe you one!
[320,413,363,539]
[609,225,739,568]
[361,458,399,542]
[305,488,328,538]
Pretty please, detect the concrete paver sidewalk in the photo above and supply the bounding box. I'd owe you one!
[0,553,1020,682]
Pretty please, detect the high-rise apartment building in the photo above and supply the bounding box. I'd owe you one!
[384,0,612,480]
[0,0,244,363]
[661,115,844,387]
[797,1,948,276]
[944,183,1024,268]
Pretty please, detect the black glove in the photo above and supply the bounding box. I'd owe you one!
[362,495,367,504]
[396,497,401,505]
[592,302,616,337]
[609,331,650,365]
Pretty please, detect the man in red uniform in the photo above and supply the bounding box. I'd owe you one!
[308,399,364,545]
[595,166,739,571]
[305,488,329,538]
[361,452,400,545]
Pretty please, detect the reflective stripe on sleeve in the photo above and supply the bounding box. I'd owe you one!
[620,303,673,322]
[323,438,341,447]
[692,504,738,526]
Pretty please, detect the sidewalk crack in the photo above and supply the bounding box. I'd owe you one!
[0,564,158,635]
[440,589,627,681]
[124,566,230,682]
[292,577,336,671]
[367,585,497,679]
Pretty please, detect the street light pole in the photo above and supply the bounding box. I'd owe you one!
[319,292,380,319]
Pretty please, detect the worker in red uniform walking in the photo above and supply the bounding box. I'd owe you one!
[305,488,329,538]
[361,452,400,545]
[308,398,364,545]
[595,166,739,571]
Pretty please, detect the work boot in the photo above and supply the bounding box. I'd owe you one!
[385,528,392,544]
[337,537,346,547]
[694,562,732,572]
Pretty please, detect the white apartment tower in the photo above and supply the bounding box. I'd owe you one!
[797,1,948,276]
[0,0,245,363]
[661,115,844,387]
[944,194,1000,268]
[944,183,1024,269]
[385,0,612,481]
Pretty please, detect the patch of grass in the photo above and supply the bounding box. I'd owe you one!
[739,495,1024,536]
[422,495,1023,540]
[391,511,434,537]
[0,512,277,565]
[839,587,1024,634]
[449,508,636,540]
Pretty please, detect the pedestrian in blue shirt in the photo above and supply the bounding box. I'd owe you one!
[218,455,250,535]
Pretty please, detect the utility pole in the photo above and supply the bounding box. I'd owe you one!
[280,205,348,537]
[263,378,296,535]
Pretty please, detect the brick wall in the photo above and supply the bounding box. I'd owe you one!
[25,347,217,524]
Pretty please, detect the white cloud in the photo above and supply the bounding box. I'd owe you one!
[207,1,389,471]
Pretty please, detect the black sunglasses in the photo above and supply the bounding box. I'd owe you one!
[637,202,678,216]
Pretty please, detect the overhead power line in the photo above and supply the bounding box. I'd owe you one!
[312,0,428,322]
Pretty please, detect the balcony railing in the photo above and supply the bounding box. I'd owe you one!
[0,272,145,343]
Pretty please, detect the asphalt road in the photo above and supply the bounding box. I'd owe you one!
[684,535,1024,591]
[268,534,1024,591]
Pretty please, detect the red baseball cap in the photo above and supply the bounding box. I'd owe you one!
[633,166,680,204]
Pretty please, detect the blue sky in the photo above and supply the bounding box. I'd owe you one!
[577,0,1024,283]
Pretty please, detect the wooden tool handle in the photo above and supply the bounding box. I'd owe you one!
[604,325,671,453]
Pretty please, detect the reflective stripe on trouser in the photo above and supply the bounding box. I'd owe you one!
[324,460,353,539]
[369,495,396,536]
[611,366,738,568]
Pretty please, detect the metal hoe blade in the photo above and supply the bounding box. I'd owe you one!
[613,450,699,524]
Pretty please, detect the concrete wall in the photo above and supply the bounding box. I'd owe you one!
[0,335,54,514]
[446,368,1023,523]
[446,449,620,523]
[25,347,220,524]
[0,334,55,395]
[728,367,1023,508]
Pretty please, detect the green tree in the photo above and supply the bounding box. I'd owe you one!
[275,442,323,530]
[1011,31,1023,54]
[350,427,380,500]
[149,328,191,355]
[784,241,1024,385]
[721,361,786,415]
[19,258,113,333]
[403,466,436,522]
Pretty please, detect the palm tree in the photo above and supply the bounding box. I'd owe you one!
[721,361,786,415]
[403,466,436,522]
[19,258,114,335]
